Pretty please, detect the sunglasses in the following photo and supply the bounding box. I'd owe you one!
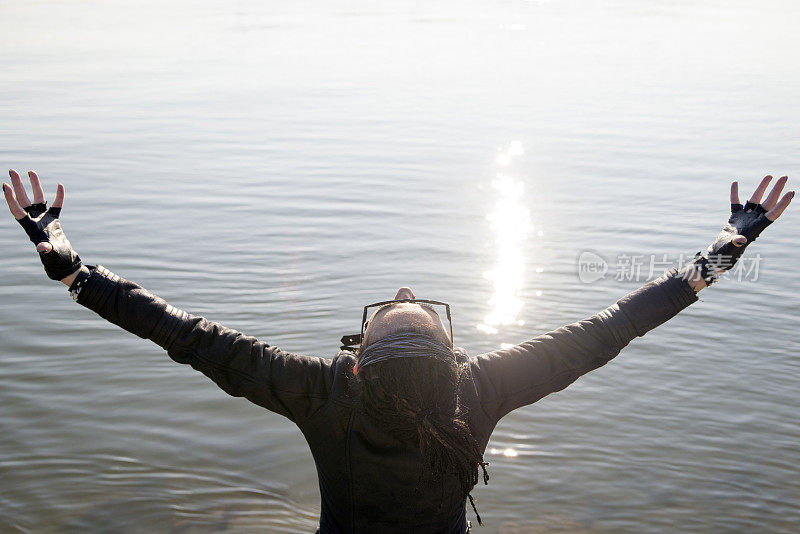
[340,299,453,351]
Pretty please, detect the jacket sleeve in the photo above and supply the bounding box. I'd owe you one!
[471,267,699,422]
[74,265,334,424]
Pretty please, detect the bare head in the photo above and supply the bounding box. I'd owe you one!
[361,287,451,350]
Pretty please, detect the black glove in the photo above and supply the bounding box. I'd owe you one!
[16,202,82,281]
[694,200,773,284]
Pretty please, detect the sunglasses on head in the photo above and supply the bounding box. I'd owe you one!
[340,299,453,351]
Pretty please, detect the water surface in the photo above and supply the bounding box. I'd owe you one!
[1,1,798,532]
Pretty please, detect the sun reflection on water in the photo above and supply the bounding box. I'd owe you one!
[489,447,519,458]
[477,142,533,336]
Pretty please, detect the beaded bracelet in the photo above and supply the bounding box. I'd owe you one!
[68,268,92,302]
[691,252,721,286]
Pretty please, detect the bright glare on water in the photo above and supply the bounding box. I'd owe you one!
[478,142,532,336]
[1,1,799,533]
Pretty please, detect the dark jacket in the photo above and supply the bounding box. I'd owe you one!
[74,265,698,533]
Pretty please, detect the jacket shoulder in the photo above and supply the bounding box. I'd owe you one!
[327,350,359,403]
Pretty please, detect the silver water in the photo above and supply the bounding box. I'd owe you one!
[1,1,798,532]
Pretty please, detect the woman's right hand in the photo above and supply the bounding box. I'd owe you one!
[3,169,84,285]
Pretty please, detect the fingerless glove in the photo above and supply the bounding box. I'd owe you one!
[693,200,772,285]
[16,202,82,281]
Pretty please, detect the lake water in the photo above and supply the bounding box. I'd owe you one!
[1,1,798,532]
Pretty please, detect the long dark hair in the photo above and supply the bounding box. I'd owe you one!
[356,350,489,514]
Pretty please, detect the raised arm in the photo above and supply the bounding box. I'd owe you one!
[3,170,334,424]
[471,175,794,422]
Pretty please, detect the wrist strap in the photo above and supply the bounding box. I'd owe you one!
[68,266,93,301]
[692,252,720,286]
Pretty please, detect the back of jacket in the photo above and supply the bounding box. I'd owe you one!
[299,355,471,533]
[71,265,697,533]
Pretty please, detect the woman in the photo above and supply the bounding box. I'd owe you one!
[3,171,793,533]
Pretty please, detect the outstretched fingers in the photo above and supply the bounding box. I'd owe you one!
[28,171,45,204]
[46,183,64,217]
[766,190,795,221]
[730,181,740,205]
[9,169,32,208]
[761,175,787,211]
[748,175,772,204]
[52,183,65,209]
[3,182,27,220]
